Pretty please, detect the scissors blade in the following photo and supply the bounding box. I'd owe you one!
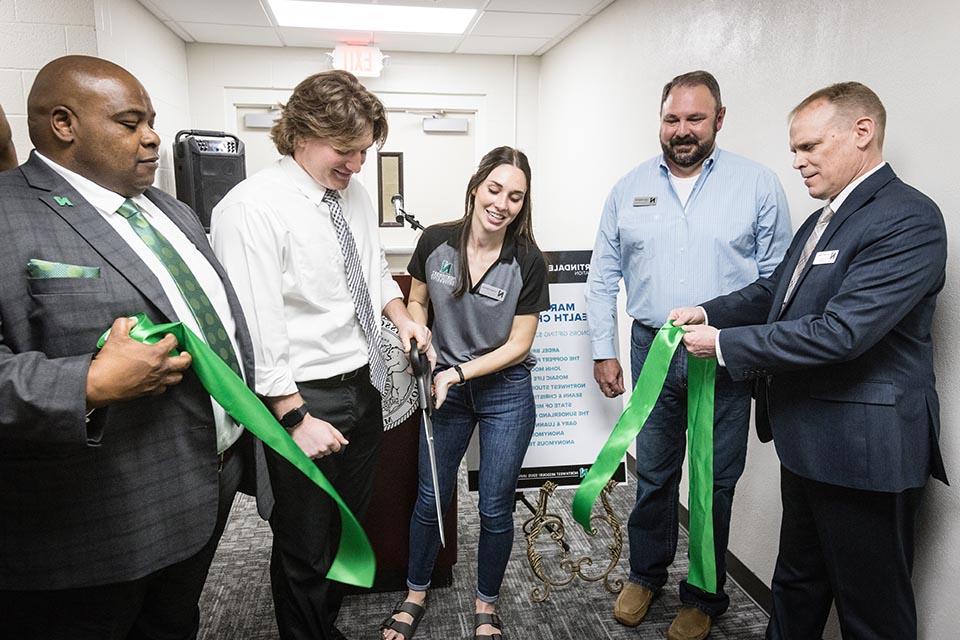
[421,410,446,547]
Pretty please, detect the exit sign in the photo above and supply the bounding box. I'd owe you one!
[332,44,385,78]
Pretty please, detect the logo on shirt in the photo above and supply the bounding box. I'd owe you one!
[430,260,457,287]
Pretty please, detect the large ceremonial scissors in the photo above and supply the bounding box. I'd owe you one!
[409,338,445,547]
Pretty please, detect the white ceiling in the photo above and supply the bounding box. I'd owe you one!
[136,0,615,56]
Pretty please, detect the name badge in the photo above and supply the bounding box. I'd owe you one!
[478,283,506,301]
[812,250,838,265]
[633,196,657,207]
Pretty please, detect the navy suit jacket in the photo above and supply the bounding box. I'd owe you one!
[702,164,947,492]
[0,153,272,590]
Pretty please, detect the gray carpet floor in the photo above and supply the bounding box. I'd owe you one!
[198,469,768,639]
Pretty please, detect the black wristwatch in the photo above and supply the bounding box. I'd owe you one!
[279,404,308,429]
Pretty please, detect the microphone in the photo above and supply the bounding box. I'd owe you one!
[391,194,425,231]
[391,194,404,224]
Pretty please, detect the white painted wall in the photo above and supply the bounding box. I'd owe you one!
[94,0,190,193]
[185,44,539,265]
[536,0,960,638]
[0,0,98,163]
[185,44,539,164]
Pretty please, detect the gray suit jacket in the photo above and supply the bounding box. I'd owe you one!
[702,165,947,493]
[0,153,272,590]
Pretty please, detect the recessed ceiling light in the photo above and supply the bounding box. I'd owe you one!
[267,1,476,34]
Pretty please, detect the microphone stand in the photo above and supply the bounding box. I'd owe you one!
[394,206,426,231]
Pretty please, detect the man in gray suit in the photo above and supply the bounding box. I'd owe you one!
[0,55,269,639]
[674,82,947,639]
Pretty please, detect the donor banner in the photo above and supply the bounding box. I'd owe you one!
[467,250,626,490]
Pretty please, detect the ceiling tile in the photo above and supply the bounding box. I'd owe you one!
[471,10,580,39]
[371,32,462,53]
[141,0,613,56]
[137,0,271,27]
[586,0,618,14]
[318,0,484,6]
[179,22,283,46]
[456,35,550,56]
[278,26,366,48]
[485,0,598,14]
[279,27,463,54]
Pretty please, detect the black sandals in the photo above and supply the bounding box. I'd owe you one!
[473,612,503,639]
[380,599,426,640]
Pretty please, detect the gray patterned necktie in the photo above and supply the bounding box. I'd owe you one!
[781,204,834,311]
[322,189,389,395]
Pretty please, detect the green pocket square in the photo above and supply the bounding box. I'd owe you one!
[27,258,101,279]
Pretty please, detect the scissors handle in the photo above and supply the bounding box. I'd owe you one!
[409,338,432,412]
[408,338,429,377]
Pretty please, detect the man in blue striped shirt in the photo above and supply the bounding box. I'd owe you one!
[585,70,791,640]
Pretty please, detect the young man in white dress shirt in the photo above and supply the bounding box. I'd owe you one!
[212,70,431,640]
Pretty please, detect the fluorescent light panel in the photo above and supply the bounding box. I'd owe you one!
[268,1,476,34]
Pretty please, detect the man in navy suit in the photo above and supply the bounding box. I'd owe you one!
[672,82,947,639]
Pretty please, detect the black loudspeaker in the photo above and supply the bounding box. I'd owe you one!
[173,130,246,231]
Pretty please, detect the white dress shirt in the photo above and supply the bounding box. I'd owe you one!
[37,152,244,453]
[211,155,402,397]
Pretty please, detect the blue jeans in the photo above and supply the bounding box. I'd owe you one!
[406,364,536,603]
[627,321,750,617]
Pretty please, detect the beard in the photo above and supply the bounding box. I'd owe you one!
[661,133,715,168]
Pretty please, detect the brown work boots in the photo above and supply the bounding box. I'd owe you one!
[667,606,712,640]
[613,582,655,626]
[614,585,712,639]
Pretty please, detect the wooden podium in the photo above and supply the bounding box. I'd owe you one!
[359,274,458,592]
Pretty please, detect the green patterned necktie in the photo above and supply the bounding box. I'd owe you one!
[116,199,241,377]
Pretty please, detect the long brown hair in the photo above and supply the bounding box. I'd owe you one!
[270,70,388,155]
[447,146,537,297]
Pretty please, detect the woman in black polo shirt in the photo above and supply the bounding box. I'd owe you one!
[380,147,549,640]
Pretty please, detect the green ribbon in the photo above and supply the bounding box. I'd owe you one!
[98,313,375,588]
[571,322,718,593]
[685,355,717,593]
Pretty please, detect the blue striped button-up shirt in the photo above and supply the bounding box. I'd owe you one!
[585,147,792,360]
